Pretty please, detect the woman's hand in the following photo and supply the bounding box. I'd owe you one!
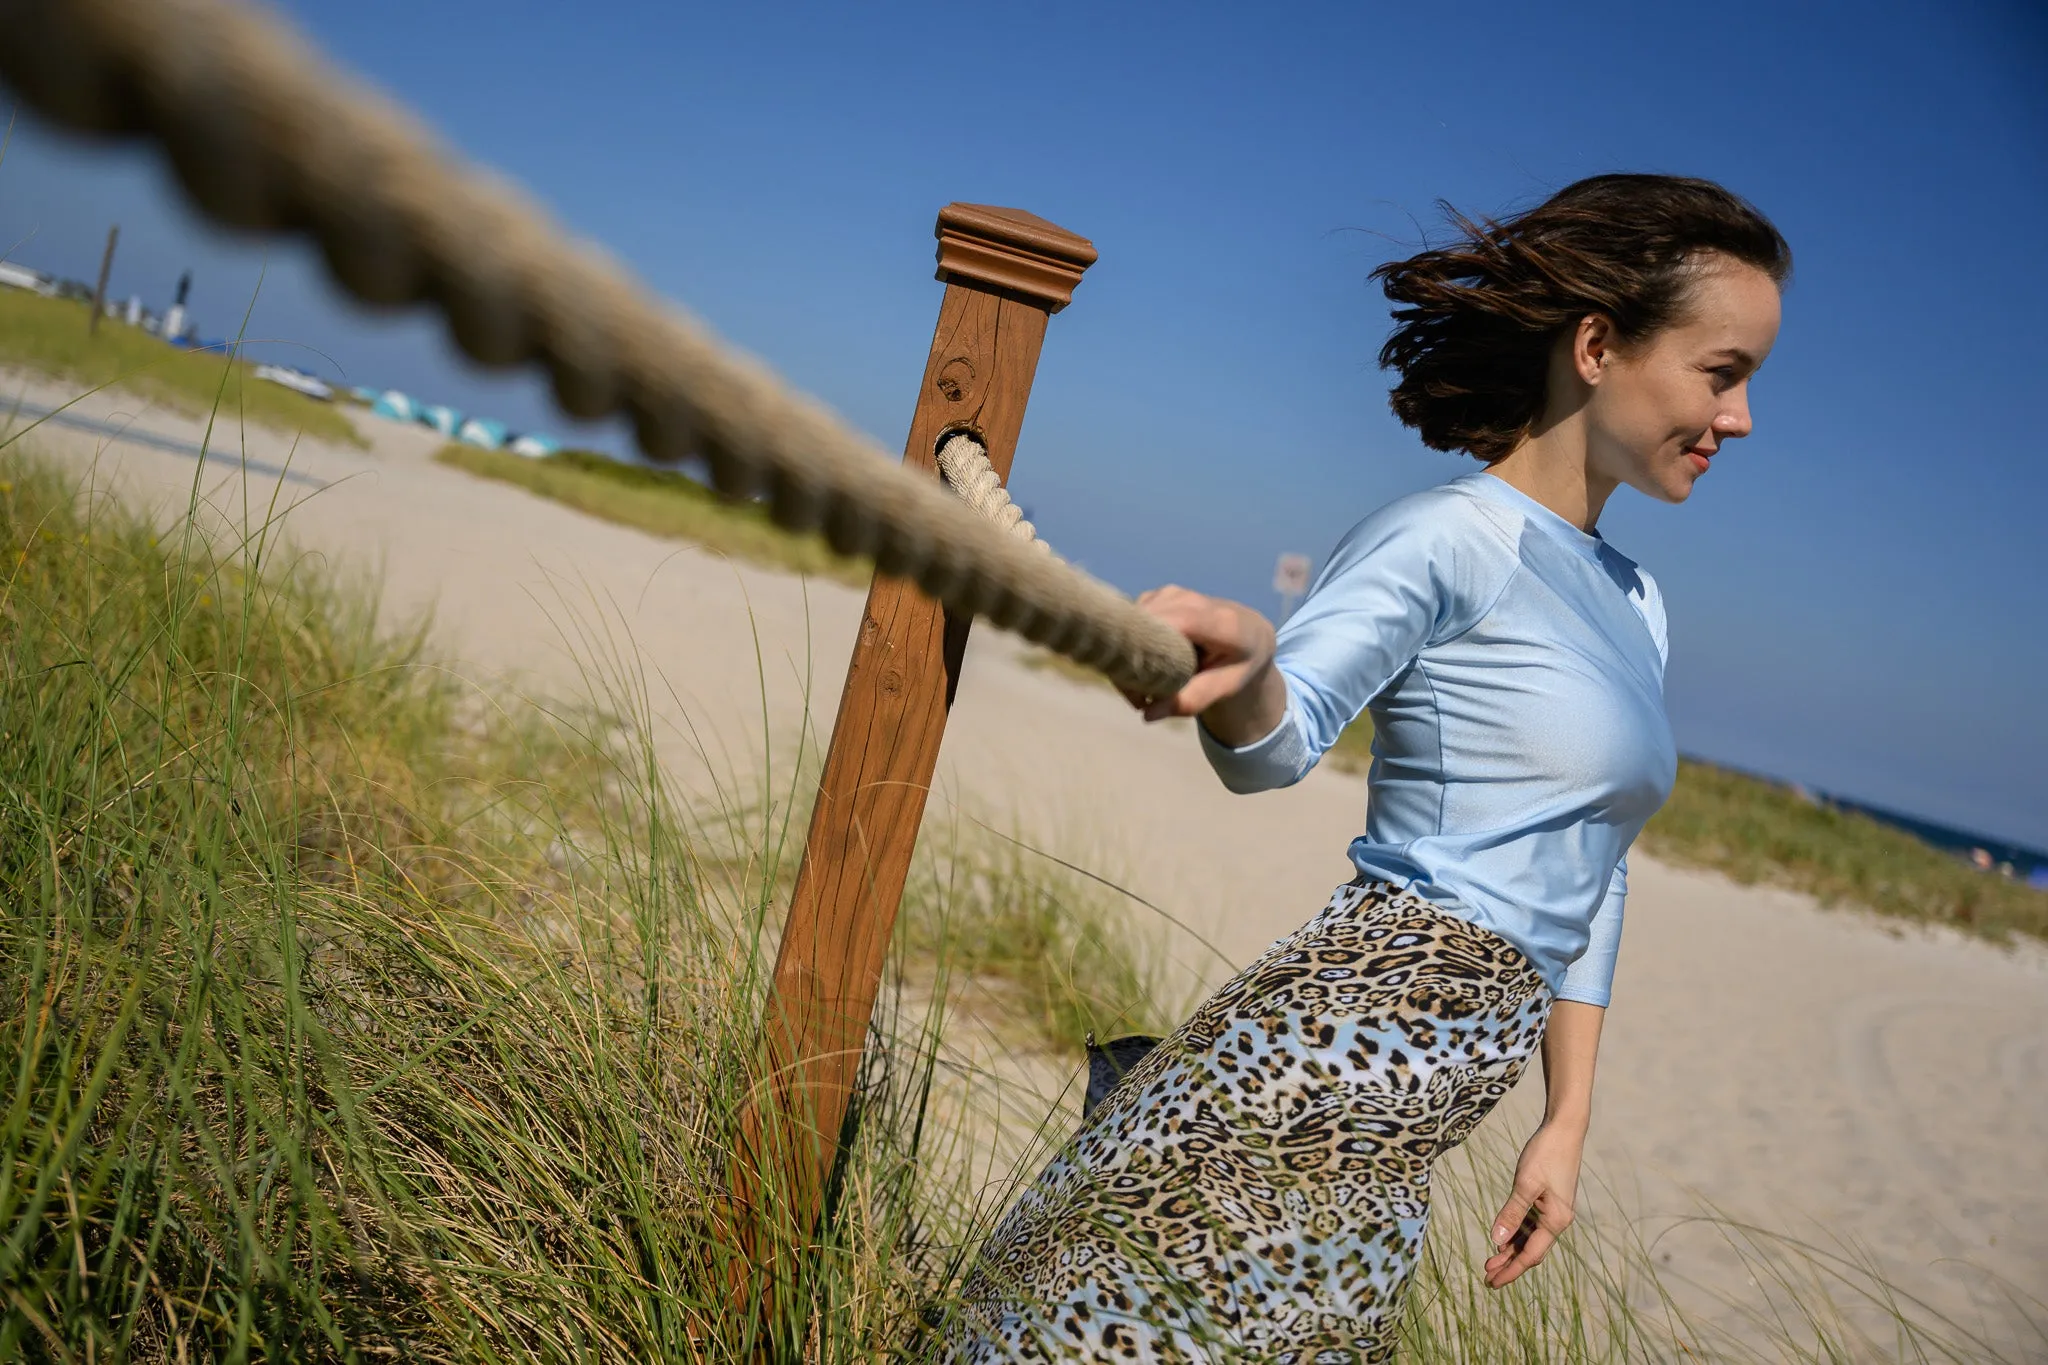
[1128,585,1285,741]
[1484,999,1603,1288]
[1483,1121,1585,1289]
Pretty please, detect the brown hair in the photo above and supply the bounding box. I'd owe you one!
[1371,173,1791,462]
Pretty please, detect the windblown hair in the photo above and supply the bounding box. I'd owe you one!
[1372,174,1791,462]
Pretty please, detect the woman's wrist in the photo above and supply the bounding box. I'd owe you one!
[1197,657,1287,747]
[1540,1099,1593,1136]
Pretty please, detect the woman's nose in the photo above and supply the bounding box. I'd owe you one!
[1714,392,1754,440]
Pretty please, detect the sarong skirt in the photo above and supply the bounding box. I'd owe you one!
[933,879,1554,1363]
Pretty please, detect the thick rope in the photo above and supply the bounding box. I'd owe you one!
[935,434,1051,555]
[0,0,1197,699]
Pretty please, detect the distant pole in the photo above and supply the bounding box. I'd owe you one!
[88,224,118,336]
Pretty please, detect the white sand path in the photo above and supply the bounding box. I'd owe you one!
[11,374,2044,1356]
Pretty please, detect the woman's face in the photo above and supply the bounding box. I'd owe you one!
[1583,258,1784,504]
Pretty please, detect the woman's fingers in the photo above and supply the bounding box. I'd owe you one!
[1483,1185,1571,1288]
[1125,585,1279,726]
[1490,1188,1536,1251]
[1151,664,1252,721]
[1484,1219,1560,1288]
[1135,586,1264,663]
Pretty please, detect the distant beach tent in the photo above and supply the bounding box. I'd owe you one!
[0,261,55,294]
[456,417,507,449]
[508,433,560,459]
[416,404,462,436]
[252,363,335,401]
[371,389,419,422]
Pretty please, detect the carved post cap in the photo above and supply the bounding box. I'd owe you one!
[934,203,1098,312]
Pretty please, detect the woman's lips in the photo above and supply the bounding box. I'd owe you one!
[1686,449,1712,474]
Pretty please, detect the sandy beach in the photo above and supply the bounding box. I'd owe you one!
[11,373,2045,1355]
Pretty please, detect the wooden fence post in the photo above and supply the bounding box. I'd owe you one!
[734,203,1096,1257]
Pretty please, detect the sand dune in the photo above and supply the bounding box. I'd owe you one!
[12,373,2044,1355]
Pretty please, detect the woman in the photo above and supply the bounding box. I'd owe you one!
[938,173,1789,1362]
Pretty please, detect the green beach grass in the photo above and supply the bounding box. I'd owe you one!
[2,434,2033,1359]
[0,285,364,447]
[1645,757,2047,941]
[433,442,869,585]
[0,439,1171,1359]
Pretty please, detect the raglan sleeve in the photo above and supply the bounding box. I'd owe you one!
[1200,493,1503,794]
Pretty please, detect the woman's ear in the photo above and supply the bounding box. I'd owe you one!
[1574,314,1614,385]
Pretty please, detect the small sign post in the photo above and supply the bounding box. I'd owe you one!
[1274,551,1312,622]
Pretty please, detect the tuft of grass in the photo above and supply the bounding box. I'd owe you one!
[899,827,1177,1051]
[433,442,870,585]
[0,286,365,447]
[1645,757,2048,943]
[695,772,1177,1059]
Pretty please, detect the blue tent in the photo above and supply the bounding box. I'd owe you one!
[416,404,461,436]
[508,433,560,459]
[457,417,508,449]
[372,390,418,422]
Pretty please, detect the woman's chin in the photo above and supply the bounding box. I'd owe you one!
[1629,468,1696,506]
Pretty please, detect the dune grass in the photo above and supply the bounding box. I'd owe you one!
[0,286,365,448]
[433,442,869,585]
[0,440,1158,1360]
[1644,757,2048,943]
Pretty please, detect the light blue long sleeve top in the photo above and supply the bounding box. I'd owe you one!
[1201,471,1677,1007]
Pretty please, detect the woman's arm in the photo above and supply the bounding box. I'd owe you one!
[1484,999,1604,1289]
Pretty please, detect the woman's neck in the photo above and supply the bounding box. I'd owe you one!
[1484,421,1618,532]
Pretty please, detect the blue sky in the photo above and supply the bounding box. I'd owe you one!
[3,0,2044,847]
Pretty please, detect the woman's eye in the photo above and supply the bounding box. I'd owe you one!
[1708,367,1738,391]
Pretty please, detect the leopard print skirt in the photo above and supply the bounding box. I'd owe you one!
[931,879,1553,1363]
